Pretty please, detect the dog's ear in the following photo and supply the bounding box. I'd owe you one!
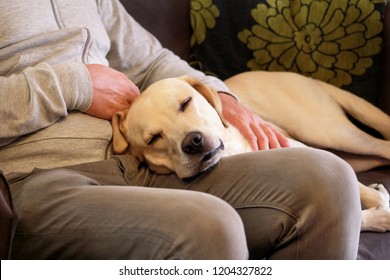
[179,76,229,127]
[112,108,130,154]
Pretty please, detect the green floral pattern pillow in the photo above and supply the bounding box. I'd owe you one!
[190,0,387,103]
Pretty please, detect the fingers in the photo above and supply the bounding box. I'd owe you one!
[260,123,290,149]
[236,114,291,150]
[111,70,140,105]
[120,80,140,107]
[250,122,289,150]
[257,123,280,149]
[116,71,141,99]
[238,122,263,151]
[219,93,290,151]
[274,129,290,148]
[238,121,285,151]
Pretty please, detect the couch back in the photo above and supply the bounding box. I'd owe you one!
[119,0,390,116]
[119,0,191,60]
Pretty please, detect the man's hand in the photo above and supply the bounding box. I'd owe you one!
[85,64,140,120]
[219,92,290,150]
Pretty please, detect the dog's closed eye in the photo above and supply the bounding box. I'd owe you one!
[180,97,192,112]
[147,133,162,145]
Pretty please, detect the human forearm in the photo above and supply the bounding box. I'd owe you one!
[0,62,92,145]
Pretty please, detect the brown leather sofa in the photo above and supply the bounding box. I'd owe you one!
[1,0,389,260]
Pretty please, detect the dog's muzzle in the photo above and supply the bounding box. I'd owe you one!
[181,134,225,180]
[201,141,224,162]
[182,132,224,157]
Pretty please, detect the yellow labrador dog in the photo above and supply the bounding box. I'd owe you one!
[112,73,390,232]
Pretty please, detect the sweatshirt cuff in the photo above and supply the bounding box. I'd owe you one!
[217,90,238,100]
[52,62,93,112]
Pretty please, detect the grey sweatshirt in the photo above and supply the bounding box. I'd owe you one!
[0,0,231,178]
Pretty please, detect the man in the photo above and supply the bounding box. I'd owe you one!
[0,0,361,259]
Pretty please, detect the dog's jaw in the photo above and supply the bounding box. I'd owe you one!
[179,141,225,180]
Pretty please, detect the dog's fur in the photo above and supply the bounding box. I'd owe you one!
[112,73,390,232]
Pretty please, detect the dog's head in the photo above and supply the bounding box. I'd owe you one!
[112,76,229,179]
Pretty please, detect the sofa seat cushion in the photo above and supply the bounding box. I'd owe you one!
[357,168,390,259]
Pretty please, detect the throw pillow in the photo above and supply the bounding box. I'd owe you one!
[190,0,387,104]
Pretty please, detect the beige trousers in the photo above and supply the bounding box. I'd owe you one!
[9,148,361,259]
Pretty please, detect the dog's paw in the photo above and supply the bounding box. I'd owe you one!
[361,207,390,232]
[369,183,390,207]
[363,183,390,209]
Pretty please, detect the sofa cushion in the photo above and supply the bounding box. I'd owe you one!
[190,0,387,106]
[357,168,390,259]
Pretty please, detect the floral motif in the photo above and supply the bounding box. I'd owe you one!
[190,0,220,47]
[239,0,383,86]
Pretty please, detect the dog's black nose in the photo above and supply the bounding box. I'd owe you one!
[182,132,204,154]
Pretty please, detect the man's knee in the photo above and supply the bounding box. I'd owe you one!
[167,192,248,259]
[296,148,360,204]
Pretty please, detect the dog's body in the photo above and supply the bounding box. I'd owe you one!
[225,72,390,173]
[112,73,390,232]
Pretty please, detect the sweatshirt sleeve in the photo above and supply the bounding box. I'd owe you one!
[0,61,92,146]
[97,0,232,94]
